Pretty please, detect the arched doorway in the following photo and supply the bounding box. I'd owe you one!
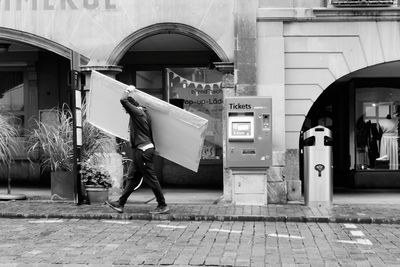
[300,61,400,193]
[0,37,78,189]
[113,24,227,189]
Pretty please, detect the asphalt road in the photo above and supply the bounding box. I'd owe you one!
[0,218,400,266]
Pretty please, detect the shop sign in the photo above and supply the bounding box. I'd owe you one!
[0,0,117,11]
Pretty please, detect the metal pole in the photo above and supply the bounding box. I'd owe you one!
[71,51,83,204]
[7,163,10,195]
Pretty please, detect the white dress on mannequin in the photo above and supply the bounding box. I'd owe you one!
[379,118,398,170]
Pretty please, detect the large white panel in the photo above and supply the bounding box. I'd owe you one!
[87,71,208,172]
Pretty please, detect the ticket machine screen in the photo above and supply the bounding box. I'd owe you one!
[228,113,254,141]
[232,122,251,136]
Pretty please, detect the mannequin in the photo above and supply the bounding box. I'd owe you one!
[379,115,398,170]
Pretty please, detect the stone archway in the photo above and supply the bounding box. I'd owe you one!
[0,27,89,64]
[107,22,229,65]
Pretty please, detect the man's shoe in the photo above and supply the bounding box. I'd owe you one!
[105,200,124,213]
[149,205,170,214]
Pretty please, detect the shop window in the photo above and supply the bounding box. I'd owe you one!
[135,71,163,99]
[167,68,223,160]
[136,71,162,89]
[355,87,400,170]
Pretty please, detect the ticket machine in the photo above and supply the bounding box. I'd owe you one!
[226,97,272,168]
[225,96,272,205]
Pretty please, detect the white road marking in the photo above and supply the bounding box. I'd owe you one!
[209,229,242,234]
[337,239,373,245]
[27,250,42,255]
[157,224,187,229]
[102,220,132,225]
[343,223,357,229]
[356,239,373,245]
[28,219,63,223]
[350,230,365,237]
[268,233,304,239]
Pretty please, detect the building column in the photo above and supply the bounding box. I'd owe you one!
[257,22,293,203]
[80,65,123,99]
[215,62,235,202]
[235,0,257,96]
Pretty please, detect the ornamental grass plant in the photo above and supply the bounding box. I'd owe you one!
[27,104,74,172]
[27,102,116,171]
[0,112,19,165]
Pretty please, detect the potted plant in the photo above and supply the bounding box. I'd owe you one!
[27,102,121,202]
[80,161,113,204]
[27,105,74,199]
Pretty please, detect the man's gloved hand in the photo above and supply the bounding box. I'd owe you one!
[126,85,135,94]
[121,85,136,100]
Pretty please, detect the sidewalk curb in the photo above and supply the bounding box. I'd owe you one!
[1,211,400,224]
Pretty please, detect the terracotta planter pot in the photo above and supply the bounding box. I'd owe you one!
[51,171,74,200]
[85,186,109,204]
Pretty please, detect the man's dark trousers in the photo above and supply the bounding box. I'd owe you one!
[118,148,166,206]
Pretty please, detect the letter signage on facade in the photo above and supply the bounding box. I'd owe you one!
[0,0,117,11]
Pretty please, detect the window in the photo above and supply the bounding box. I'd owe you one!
[355,87,400,170]
[135,71,163,99]
[167,67,223,160]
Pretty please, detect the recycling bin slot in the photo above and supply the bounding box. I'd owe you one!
[324,136,333,146]
[303,136,315,146]
[303,125,333,206]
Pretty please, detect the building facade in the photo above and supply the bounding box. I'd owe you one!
[1,0,400,204]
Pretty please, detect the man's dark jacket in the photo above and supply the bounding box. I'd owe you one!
[120,96,153,149]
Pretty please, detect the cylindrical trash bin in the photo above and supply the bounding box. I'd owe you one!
[303,126,333,206]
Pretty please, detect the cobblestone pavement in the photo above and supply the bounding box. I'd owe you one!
[0,218,400,266]
[1,200,400,224]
